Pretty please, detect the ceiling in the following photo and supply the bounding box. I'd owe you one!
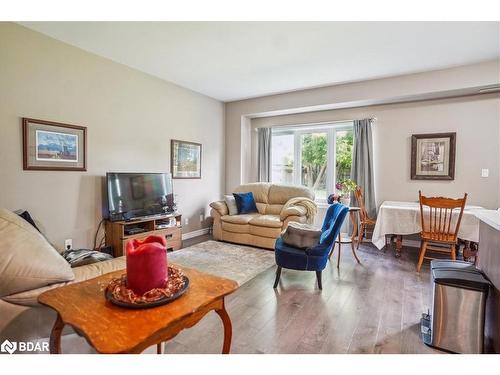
[20,22,500,102]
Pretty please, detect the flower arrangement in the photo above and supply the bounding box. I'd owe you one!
[335,179,357,196]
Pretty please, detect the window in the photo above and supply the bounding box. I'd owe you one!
[271,122,353,202]
[271,133,295,184]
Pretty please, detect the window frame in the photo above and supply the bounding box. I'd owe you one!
[271,121,353,203]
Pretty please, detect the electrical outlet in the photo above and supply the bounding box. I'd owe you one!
[184,218,189,225]
[64,239,73,250]
[481,168,489,178]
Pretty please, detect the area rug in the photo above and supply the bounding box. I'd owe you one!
[168,240,276,285]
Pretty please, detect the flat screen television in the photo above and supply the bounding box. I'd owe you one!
[106,172,174,221]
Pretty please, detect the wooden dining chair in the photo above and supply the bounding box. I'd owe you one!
[416,191,468,272]
[353,186,377,249]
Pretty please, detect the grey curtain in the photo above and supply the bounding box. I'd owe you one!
[351,119,376,218]
[257,127,272,182]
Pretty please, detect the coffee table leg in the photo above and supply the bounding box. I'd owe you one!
[157,343,163,354]
[215,299,232,354]
[50,314,64,354]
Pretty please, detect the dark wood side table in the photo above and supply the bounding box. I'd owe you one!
[38,265,238,354]
[331,206,362,268]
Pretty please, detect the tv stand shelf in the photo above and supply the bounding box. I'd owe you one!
[105,213,182,257]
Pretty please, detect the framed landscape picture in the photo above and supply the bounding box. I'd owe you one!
[22,118,87,171]
[171,139,202,179]
[411,132,456,180]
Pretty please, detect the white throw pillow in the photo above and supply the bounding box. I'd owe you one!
[224,195,239,215]
[0,208,75,297]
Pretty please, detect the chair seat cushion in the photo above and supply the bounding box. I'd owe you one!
[281,222,321,249]
[221,213,260,225]
[274,238,328,271]
[248,214,282,228]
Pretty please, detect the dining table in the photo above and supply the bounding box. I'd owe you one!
[371,200,484,257]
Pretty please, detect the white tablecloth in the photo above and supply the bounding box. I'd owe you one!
[371,201,483,249]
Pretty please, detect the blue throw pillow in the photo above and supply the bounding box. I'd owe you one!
[233,192,258,214]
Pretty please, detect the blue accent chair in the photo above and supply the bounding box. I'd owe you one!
[273,203,349,289]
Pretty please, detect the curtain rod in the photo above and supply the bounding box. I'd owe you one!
[254,117,376,131]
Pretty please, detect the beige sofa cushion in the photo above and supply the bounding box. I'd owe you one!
[221,222,250,234]
[0,208,74,297]
[255,203,267,214]
[265,204,284,215]
[221,213,259,225]
[249,214,283,228]
[2,257,126,306]
[234,183,271,204]
[248,225,282,238]
[268,184,315,204]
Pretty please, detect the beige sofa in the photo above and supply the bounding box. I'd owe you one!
[0,208,126,350]
[210,183,316,249]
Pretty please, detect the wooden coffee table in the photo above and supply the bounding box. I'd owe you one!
[38,265,239,354]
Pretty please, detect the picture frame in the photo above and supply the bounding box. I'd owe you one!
[22,118,87,171]
[411,132,456,180]
[170,139,202,179]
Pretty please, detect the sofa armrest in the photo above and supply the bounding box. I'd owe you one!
[280,205,307,221]
[210,208,221,220]
[4,257,126,307]
[209,200,229,216]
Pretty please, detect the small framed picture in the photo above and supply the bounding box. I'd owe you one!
[22,118,87,171]
[171,139,202,179]
[411,132,456,180]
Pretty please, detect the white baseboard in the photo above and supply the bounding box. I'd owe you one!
[182,228,210,240]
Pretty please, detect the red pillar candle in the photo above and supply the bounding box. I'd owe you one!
[126,235,168,295]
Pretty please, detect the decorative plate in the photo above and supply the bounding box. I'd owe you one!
[105,268,189,309]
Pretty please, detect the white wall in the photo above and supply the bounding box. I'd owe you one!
[252,94,500,209]
[0,23,225,250]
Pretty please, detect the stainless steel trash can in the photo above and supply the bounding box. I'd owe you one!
[421,260,491,353]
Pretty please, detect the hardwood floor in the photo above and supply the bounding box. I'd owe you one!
[162,237,439,354]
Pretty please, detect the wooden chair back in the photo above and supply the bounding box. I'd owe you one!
[354,186,371,222]
[418,191,467,242]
